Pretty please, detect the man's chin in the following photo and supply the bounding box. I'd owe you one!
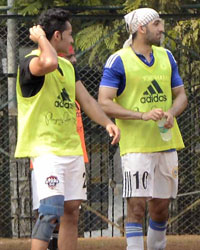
[152,40,161,46]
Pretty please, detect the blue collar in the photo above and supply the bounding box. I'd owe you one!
[135,51,154,66]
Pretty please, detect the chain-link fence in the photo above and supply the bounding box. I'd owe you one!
[0,12,200,239]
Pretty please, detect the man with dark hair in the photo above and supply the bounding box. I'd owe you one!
[15,8,120,250]
[98,7,187,250]
[31,44,89,250]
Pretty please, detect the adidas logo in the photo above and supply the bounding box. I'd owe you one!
[140,80,167,104]
[55,88,74,109]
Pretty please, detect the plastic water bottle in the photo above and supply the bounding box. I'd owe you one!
[157,117,172,141]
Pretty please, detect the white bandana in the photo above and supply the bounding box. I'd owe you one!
[123,8,160,48]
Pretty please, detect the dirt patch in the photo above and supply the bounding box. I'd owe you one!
[0,235,199,250]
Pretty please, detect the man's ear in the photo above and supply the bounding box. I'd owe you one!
[54,30,61,41]
[138,25,146,34]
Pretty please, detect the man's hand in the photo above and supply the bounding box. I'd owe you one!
[29,25,46,43]
[106,124,120,145]
[163,111,174,129]
[142,108,164,121]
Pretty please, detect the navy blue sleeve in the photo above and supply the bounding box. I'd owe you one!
[166,49,183,89]
[100,54,126,96]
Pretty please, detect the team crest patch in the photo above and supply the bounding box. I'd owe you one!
[45,175,59,189]
[172,167,178,178]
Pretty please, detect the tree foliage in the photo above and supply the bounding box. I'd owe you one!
[12,0,66,15]
[0,0,6,5]
[3,0,200,73]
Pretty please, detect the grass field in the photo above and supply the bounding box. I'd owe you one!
[0,235,200,250]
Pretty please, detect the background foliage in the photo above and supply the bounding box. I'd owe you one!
[0,0,199,74]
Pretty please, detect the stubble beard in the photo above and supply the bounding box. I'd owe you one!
[145,29,162,47]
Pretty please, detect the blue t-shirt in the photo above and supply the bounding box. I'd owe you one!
[100,48,183,96]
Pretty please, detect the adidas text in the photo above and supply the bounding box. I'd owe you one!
[140,94,167,104]
[55,100,74,109]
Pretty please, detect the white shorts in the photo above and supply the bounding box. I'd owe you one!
[121,151,178,199]
[31,154,87,209]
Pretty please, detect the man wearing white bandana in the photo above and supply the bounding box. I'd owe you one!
[98,7,187,250]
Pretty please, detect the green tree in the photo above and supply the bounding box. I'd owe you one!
[6,0,200,70]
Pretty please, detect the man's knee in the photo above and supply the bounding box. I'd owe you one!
[32,214,59,242]
[127,198,146,221]
[64,200,82,214]
[149,199,170,221]
[32,195,64,242]
[39,195,64,216]
[132,205,146,220]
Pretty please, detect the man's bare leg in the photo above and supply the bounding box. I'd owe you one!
[58,200,81,250]
[31,239,49,250]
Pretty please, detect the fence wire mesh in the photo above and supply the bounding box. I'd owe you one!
[0,13,199,239]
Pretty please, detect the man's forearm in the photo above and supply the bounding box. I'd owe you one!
[99,99,143,120]
[82,97,115,128]
[169,93,188,117]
